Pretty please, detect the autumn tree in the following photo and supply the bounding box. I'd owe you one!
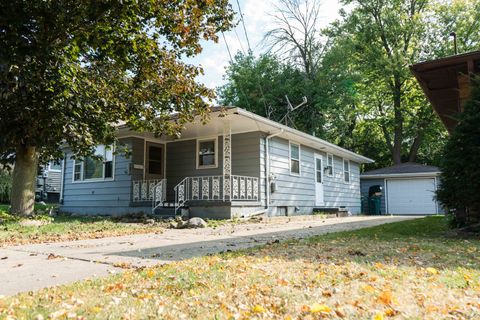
[0,1,233,215]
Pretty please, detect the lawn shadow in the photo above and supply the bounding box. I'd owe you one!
[106,216,480,271]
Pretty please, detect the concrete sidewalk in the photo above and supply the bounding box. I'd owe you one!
[0,215,418,296]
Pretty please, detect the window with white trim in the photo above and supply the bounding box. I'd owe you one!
[290,142,300,175]
[343,159,350,183]
[73,145,114,181]
[326,154,334,176]
[197,138,217,169]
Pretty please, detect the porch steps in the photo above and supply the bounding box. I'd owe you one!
[152,206,176,217]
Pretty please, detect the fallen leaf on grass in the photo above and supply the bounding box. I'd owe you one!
[426,267,439,275]
[384,308,398,316]
[372,313,384,320]
[251,305,266,313]
[310,303,332,314]
[377,290,392,305]
[47,253,61,260]
[348,249,366,256]
[113,262,133,269]
[362,285,376,293]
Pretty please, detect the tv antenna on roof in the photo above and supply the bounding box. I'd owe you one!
[280,95,308,127]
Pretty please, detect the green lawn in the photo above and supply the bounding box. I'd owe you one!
[0,205,163,246]
[1,217,479,319]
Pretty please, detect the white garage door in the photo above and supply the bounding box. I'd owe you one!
[386,178,437,215]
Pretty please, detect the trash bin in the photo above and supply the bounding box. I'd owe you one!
[368,185,382,215]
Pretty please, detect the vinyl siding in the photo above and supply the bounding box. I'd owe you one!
[165,132,262,201]
[36,169,61,193]
[267,137,362,214]
[61,139,133,215]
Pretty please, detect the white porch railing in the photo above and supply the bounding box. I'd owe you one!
[132,179,165,202]
[152,179,167,214]
[174,175,259,214]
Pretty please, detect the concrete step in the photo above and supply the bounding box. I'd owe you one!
[153,207,176,216]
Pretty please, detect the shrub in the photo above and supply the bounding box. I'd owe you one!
[0,169,12,203]
[436,77,480,227]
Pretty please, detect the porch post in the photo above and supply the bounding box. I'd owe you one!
[223,121,231,201]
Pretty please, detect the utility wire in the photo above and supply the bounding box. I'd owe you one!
[222,32,234,62]
[234,27,246,54]
[221,31,251,108]
[236,0,252,52]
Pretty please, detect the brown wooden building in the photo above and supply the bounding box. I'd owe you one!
[410,50,480,132]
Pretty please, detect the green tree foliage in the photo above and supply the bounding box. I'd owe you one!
[0,168,12,204]
[218,52,305,122]
[221,0,477,171]
[0,0,234,215]
[330,0,445,165]
[437,78,480,227]
[425,0,480,57]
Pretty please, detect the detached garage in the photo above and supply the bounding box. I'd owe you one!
[360,163,442,215]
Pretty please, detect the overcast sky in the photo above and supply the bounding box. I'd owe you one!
[187,0,345,90]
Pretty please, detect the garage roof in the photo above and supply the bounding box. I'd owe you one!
[361,162,440,179]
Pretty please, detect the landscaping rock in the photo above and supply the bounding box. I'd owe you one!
[186,217,207,229]
[169,221,178,229]
[19,220,50,227]
[144,219,155,225]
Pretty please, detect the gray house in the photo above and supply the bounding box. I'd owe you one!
[59,107,373,219]
[36,161,62,203]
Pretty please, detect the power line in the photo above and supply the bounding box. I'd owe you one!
[222,31,251,108]
[233,27,246,54]
[222,32,234,62]
[235,0,252,52]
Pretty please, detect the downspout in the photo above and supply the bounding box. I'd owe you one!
[265,130,284,213]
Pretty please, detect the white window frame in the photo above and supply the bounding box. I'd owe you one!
[289,142,301,176]
[343,158,350,183]
[196,137,218,169]
[326,153,334,177]
[72,144,115,183]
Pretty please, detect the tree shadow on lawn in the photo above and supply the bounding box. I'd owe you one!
[109,216,480,271]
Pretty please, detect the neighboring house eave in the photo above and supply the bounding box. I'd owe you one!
[410,50,480,132]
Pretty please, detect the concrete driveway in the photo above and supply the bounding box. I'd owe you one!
[0,215,418,296]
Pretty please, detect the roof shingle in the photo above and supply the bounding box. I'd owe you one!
[361,162,440,176]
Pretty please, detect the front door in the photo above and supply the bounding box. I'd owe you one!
[145,142,164,180]
[314,154,324,206]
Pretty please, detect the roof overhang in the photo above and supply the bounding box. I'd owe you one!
[117,107,374,164]
[410,50,480,132]
[361,172,441,179]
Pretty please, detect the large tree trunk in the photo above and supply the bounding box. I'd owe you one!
[392,79,403,165]
[10,145,38,216]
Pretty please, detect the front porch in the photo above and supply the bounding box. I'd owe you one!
[117,110,267,219]
[130,175,262,218]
